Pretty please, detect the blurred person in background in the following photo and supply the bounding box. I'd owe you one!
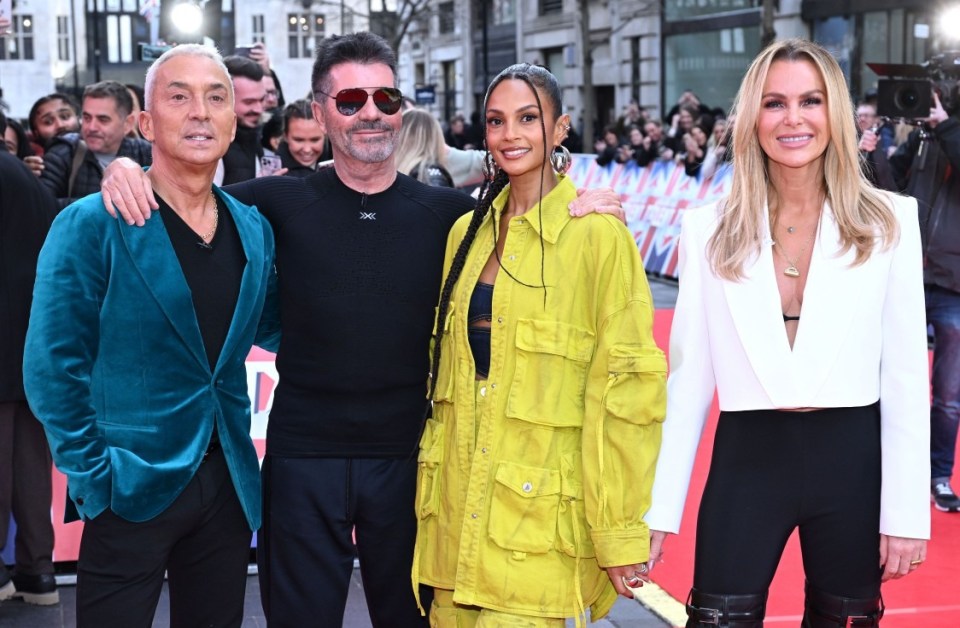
[594,125,620,166]
[28,93,80,152]
[125,83,145,138]
[395,109,456,187]
[0,108,60,609]
[4,118,35,160]
[276,99,332,177]
[39,80,151,210]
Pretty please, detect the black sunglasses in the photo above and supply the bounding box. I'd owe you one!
[316,87,403,116]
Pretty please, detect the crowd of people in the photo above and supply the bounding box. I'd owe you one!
[593,91,732,180]
[0,17,952,628]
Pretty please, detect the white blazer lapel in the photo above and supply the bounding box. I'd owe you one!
[721,210,795,401]
[791,202,865,396]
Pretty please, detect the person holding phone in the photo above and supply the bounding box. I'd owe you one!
[216,55,283,184]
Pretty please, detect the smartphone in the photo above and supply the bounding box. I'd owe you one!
[259,154,282,177]
[234,45,254,58]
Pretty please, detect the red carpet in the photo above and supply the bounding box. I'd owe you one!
[650,308,960,627]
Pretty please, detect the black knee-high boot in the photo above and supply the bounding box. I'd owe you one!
[802,581,883,627]
[685,588,767,627]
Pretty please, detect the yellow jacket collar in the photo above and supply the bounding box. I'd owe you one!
[489,175,576,245]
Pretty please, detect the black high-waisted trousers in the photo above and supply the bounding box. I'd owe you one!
[693,403,882,599]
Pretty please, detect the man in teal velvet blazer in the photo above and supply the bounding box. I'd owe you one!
[23,45,279,627]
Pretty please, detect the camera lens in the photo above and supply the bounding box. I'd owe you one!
[895,87,920,110]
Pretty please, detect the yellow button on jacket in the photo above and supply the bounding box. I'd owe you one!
[413,176,667,621]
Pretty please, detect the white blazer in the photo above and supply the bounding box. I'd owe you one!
[646,193,931,540]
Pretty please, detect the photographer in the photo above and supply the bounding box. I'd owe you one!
[888,86,960,513]
[857,101,896,191]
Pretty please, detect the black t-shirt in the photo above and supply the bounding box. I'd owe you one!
[224,169,474,457]
[158,192,246,371]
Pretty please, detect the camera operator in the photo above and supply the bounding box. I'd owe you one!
[888,87,960,513]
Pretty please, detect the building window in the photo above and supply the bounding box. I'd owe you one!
[106,14,133,63]
[664,0,756,22]
[252,15,265,44]
[288,13,325,59]
[57,16,72,62]
[438,2,454,34]
[664,27,759,114]
[0,15,35,61]
[85,1,145,64]
[540,0,563,15]
[475,0,515,26]
[543,47,566,86]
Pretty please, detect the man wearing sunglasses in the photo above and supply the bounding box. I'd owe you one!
[99,32,622,627]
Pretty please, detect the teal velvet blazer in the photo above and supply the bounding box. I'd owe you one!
[23,188,279,529]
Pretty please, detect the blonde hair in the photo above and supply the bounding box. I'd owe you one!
[707,38,898,280]
[395,109,449,184]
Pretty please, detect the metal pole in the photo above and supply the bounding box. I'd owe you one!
[481,2,489,88]
[70,0,80,92]
[92,0,101,83]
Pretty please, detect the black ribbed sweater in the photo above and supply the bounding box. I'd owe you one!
[225,169,473,457]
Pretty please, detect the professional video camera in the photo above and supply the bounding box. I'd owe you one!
[867,51,960,122]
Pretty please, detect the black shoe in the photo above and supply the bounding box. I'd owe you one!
[10,572,59,606]
[0,566,14,602]
[932,482,960,512]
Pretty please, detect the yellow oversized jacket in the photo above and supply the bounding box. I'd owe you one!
[413,176,667,620]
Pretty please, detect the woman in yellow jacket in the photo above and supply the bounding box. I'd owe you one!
[413,63,667,626]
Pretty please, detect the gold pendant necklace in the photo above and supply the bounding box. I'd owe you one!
[772,210,820,278]
[775,244,803,277]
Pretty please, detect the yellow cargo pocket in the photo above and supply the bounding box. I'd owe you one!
[505,319,595,427]
[556,454,595,558]
[603,346,667,425]
[488,461,561,554]
[430,305,457,402]
[415,418,444,519]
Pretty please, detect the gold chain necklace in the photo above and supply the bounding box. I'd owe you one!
[771,195,824,278]
[198,191,219,244]
[772,211,821,278]
[773,236,813,277]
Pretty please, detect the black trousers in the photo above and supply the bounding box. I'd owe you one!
[693,404,882,599]
[0,401,54,575]
[258,455,429,628]
[76,447,251,628]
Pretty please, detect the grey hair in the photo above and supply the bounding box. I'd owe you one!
[144,44,232,110]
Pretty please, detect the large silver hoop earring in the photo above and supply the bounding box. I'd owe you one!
[550,145,572,175]
[481,150,500,180]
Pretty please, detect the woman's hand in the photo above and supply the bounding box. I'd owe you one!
[879,534,927,581]
[607,563,651,599]
[647,530,669,572]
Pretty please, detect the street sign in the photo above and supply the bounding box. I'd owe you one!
[415,85,436,105]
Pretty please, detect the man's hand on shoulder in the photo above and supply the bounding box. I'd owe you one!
[101,157,158,226]
[569,187,626,225]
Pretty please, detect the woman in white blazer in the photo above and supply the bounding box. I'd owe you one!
[644,39,930,627]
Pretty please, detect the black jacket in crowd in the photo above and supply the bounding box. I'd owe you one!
[0,149,57,401]
[39,133,152,210]
[889,116,960,294]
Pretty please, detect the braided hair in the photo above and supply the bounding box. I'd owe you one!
[427,63,565,406]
